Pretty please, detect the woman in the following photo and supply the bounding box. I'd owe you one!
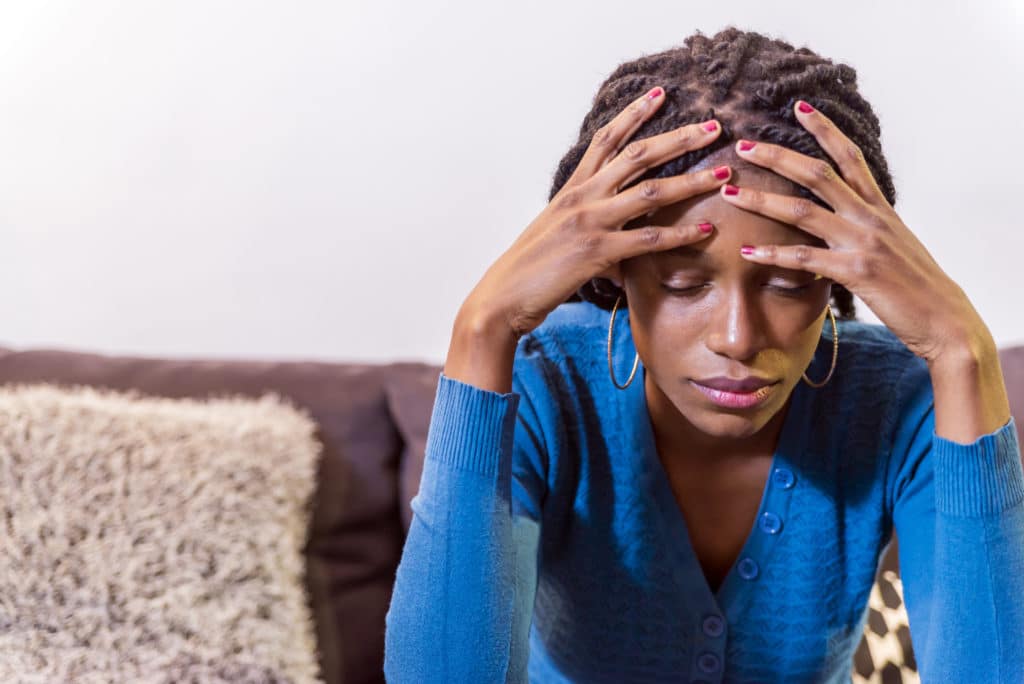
[384,27,1024,683]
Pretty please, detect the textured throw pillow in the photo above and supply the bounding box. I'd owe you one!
[0,383,324,683]
[852,570,919,684]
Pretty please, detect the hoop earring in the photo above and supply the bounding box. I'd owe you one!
[802,305,838,388]
[607,295,640,390]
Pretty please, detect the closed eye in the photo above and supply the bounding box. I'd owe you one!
[661,283,813,297]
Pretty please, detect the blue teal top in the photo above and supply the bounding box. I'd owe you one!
[384,301,1024,683]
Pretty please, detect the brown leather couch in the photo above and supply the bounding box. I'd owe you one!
[0,342,1021,684]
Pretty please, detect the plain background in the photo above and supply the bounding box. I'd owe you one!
[2,1,1021,363]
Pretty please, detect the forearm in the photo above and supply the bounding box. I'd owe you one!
[383,374,524,682]
[916,505,1024,683]
[892,336,1024,682]
[927,326,1012,444]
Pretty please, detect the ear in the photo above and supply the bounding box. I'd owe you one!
[595,262,624,290]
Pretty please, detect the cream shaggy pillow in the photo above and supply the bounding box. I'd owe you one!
[0,383,324,683]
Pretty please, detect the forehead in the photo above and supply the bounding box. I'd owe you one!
[644,147,822,252]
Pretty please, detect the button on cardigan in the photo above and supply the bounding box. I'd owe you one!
[384,301,1024,683]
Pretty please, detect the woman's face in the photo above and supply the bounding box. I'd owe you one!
[614,148,834,448]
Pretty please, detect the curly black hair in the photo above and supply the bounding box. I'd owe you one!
[554,26,897,320]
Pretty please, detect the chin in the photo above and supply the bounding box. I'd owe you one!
[688,409,774,440]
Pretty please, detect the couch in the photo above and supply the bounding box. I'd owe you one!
[0,339,1020,684]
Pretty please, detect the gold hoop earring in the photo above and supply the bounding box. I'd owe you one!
[607,295,640,390]
[802,305,838,388]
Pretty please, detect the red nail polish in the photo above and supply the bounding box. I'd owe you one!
[713,165,729,180]
[703,121,718,132]
[699,222,714,233]
[740,245,755,255]
[724,184,739,196]
[647,87,663,99]
[738,140,756,152]
[797,101,814,114]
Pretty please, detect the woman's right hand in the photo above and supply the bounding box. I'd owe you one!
[460,85,733,341]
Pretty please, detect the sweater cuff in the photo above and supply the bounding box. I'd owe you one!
[934,416,1024,516]
[423,372,521,477]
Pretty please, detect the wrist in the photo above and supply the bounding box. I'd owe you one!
[926,324,1012,444]
[454,300,521,348]
[444,301,520,395]
[925,323,998,374]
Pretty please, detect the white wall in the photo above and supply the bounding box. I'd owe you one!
[2,0,1022,363]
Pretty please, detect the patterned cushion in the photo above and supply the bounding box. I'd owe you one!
[852,570,919,683]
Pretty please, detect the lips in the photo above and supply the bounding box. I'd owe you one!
[692,375,778,392]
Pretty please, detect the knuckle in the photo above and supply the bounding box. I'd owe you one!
[811,159,838,184]
[851,255,876,280]
[622,140,647,162]
[862,230,886,253]
[792,244,813,264]
[847,142,865,164]
[557,207,584,231]
[555,187,583,211]
[698,172,720,193]
[637,179,661,202]
[591,125,615,151]
[676,127,696,147]
[574,231,604,255]
[866,212,890,232]
[637,226,664,247]
[791,198,814,221]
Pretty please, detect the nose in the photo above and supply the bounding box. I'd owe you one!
[704,289,766,363]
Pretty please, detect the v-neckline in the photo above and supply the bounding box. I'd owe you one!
[628,361,815,617]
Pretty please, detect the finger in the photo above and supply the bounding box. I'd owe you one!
[793,100,887,207]
[738,242,846,283]
[733,138,868,218]
[594,165,732,228]
[593,118,722,193]
[570,86,666,184]
[603,221,716,262]
[719,184,837,243]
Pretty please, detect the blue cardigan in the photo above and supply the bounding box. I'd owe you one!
[384,301,1024,683]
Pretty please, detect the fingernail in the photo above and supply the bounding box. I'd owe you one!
[738,140,756,152]
[797,101,814,114]
[647,86,663,99]
[703,120,718,132]
[740,245,755,255]
[713,165,729,180]
[724,184,739,196]
[699,222,714,233]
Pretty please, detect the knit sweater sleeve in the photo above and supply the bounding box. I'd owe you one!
[888,357,1024,683]
[383,343,550,683]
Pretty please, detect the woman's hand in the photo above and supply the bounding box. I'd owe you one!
[721,100,991,367]
[460,86,733,341]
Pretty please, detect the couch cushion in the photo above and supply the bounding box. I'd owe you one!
[384,364,443,534]
[0,346,404,684]
[0,383,322,682]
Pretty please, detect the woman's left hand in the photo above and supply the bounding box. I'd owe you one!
[720,99,988,366]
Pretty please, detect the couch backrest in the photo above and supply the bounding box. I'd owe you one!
[0,346,439,684]
[1,342,1022,684]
